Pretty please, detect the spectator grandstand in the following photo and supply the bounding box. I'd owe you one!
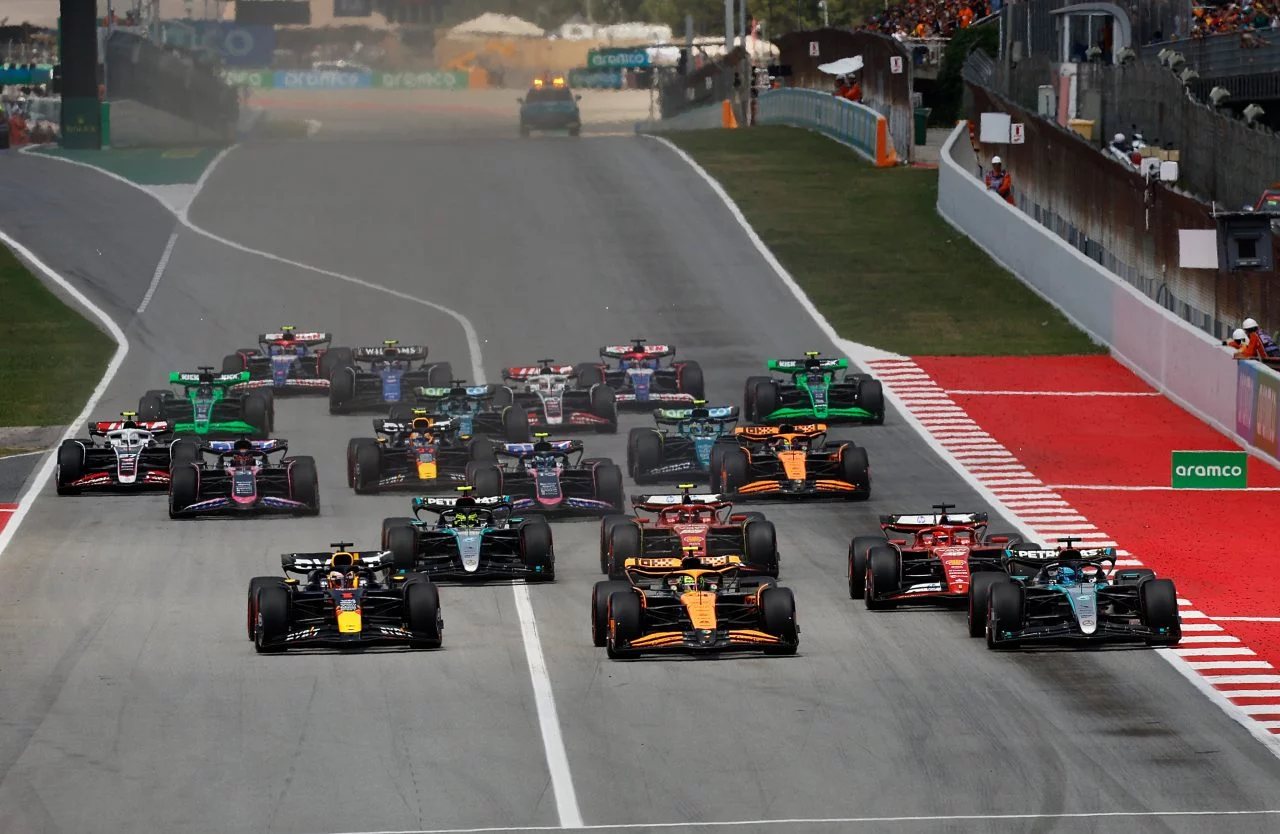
[862,0,993,38]
[1190,1,1280,37]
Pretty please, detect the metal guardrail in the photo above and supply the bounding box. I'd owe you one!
[755,88,887,165]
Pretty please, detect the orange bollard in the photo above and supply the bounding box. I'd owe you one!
[721,98,739,129]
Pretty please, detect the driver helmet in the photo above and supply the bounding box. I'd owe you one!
[410,417,434,438]
[1055,565,1077,583]
[453,508,483,529]
[933,531,950,545]
[327,570,350,589]
[197,384,213,398]
[232,439,256,467]
[673,575,697,594]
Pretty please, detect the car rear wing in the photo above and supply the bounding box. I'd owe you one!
[171,371,248,386]
[204,438,288,454]
[417,384,496,400]
[601,343,674,359]
[496,439,581,457]
[879,512,989,531]
[280,550,391,574]
[90,420,172,436]
[631,492,729,508]
[353,345,428,361]
[768,357,849,373]
[259,330,331,345]
[1003,546,1118,566]
[373,417,460,436]
[623,554,747,573]
[504,365,576,379]
[653,405,739,426]
[735,423,827,439]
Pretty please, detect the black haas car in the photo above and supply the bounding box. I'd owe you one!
[345,413,496,494]
[56,411,182,495]
[169,437,320,518]
[223,326,353,395]
[464,433,625,518]
[328,340,454,414]
[574,339,705,410]
[247,544,443,653]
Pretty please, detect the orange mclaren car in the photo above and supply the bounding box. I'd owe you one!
[713,423,870,500]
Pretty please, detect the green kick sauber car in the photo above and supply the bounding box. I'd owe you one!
[743,352,885,425]
[136,367,275,439]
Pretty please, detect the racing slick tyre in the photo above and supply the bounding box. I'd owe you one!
[676,361,705,399]
[170,436,201,471]
[222,353,247,374]
[520,520,556,582]
[752,382,781,425]
[630,430,663,482]
[986,581,1025,649]
[489,385,514,408]
[329,367,356,414]
[606,591,642,659]
[967,573,1011,637]
[143,388,174,402]
[242,394,272,440]
[574,363,605,388]
[847,535,883,599]
[468,464,504,498]
[599,514,632,573]
[503,406,532,442]
[467,437,498,463]
[138,393,166,422]
[388,525,420,573]
[1140,578,1181,646]
[740,511,768,522]
[404,580,444,648]
[606,522,642,579]
[864,546,901,611]
[744,520,779,577]
[593,462,626,511]
[345,438,362,486]
[708,443,729,491]
[426,362,454,388]
[55,441,84,495]
[743,376,773,420]
[718,448,750,494]
[253,585,290,653]
[318,346,354,379]
[288,456,321,515]
[169,464,200,518]
[760,586,799,655]
[839,445,871,500]
[589,385,618,433]
[353,439,382,494]
[247,576,286,641]
[382,516,415,549]
[1115,568,1157,586]
[857,378,885,424]
[592,580,632,647]
[388,404,416,423]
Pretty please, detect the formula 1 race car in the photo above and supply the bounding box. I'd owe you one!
[138,368,274,439]
[465,434,625,516]
[247,544,442,653]
[346,414,496,494]
[169,437,320,518]
[518,75,582,137]
[55,412,183,495]
[744,352,884,425]
[851,504,1024,609]
[402,380,531,441]
[598,484,778,578]
[575,339,705,410]
[502,359,617,434]
[971,538,1182,649]
[716,423,870,500]
[222,327,353,396]
[381,490,555,581]
[590,555,798,658]
[627,404,740,484]
[328,340,453,414]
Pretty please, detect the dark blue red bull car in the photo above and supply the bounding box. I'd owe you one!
[328,340,454,414]
[575,339,705,410]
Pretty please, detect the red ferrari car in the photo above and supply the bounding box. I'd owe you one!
[599,484,778,579]
[848,503,1022,609]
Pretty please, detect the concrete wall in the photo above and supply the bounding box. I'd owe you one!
[937,122,1280,465]
[635,101,724,133]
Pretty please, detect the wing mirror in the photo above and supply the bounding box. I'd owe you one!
[729,514,748,522]
[987,535,1010,543]
[889,538,908,545]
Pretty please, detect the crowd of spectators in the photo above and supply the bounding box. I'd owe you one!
[1190,1,1280,38]
[860,0,994,39]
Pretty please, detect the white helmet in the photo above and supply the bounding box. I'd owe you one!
[1234,328,1247,341]
[991,155,1002,165]
[1243,318,1259,330]
[1114,133,1125,143]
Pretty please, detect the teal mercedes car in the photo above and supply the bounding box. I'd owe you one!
[518,76,582,137]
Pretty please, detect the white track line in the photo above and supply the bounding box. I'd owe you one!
[136,229,179,314]
[1046,484,1280,492]
[0,233,129,560]
[0,449,50,459]
[29,146,584,828]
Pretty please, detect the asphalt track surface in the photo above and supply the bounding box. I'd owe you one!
[2,100,1280,834]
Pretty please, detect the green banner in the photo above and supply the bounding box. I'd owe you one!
[60,97,102,150]
[222,69,275,89]
[587,48,649,69]
[1171,450,1248,489]
[374,71,469,90]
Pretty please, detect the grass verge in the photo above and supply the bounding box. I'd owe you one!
[29,145,226,186]
[666,127,1103,356]
[0,244,114,427]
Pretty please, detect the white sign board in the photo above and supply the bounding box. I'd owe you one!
[979,111,1012,144]
[1010,123,1025,144]
[1179,229,1219,270]
[890,56,903,74]
[809,41,820,57]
